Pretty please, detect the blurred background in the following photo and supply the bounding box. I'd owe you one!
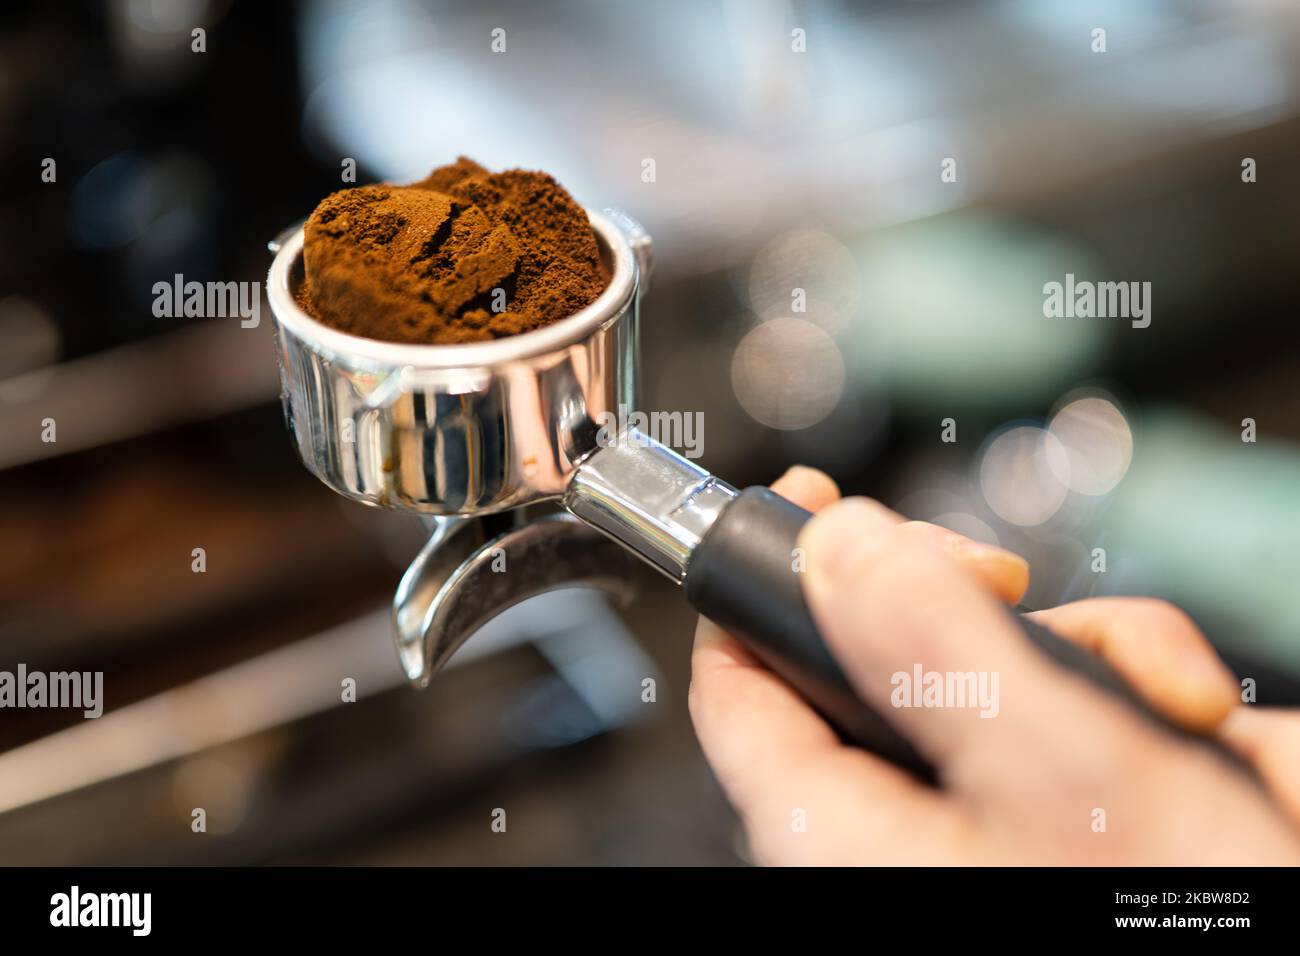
[2,0,1300,865]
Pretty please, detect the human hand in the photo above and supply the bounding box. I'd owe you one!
[689,466,1300,864]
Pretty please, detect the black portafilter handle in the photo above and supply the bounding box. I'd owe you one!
[683,487,1217,784]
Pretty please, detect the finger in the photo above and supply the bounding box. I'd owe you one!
[764,484,1029,605]
[897,521,1028,605]
[690,615,978,864]
[772,464,841,513]
[1027,599,1238,734]
[691,471,972,863]
[1219,707,1300,825]
[797,497,1150,785]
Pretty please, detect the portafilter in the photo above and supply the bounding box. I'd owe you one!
[267,209,1204,782]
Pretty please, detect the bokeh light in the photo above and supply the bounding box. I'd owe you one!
[1047,392,1134,496]
[747,229,859,328]
[979,425,1070,526]
[730,318,845,430]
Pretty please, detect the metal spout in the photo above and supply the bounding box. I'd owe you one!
[392,513,639,687]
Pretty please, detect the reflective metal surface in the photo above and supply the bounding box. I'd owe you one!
[269,207,741,680]
[394,512,639,686]
[391,515,476,683]
[566,431,737,582]
[267,209,642,516]
[270,209,673,684]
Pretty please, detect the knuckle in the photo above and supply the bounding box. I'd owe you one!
[1131,597,1202,640]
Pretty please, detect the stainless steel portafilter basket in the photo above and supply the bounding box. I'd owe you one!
[268,209,1203,783]
[269,210,644,517]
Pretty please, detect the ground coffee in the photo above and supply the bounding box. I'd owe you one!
[299,157,609,345]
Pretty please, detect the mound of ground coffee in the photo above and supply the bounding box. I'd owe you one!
[298,157,609,345]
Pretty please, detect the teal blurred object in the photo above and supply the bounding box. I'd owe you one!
[1100,409,1300,675]
[846,216,1108,413]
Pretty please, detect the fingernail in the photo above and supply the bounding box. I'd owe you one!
[950,536,1027,570]
[902,521,1014,561]
[800,498,897,585]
